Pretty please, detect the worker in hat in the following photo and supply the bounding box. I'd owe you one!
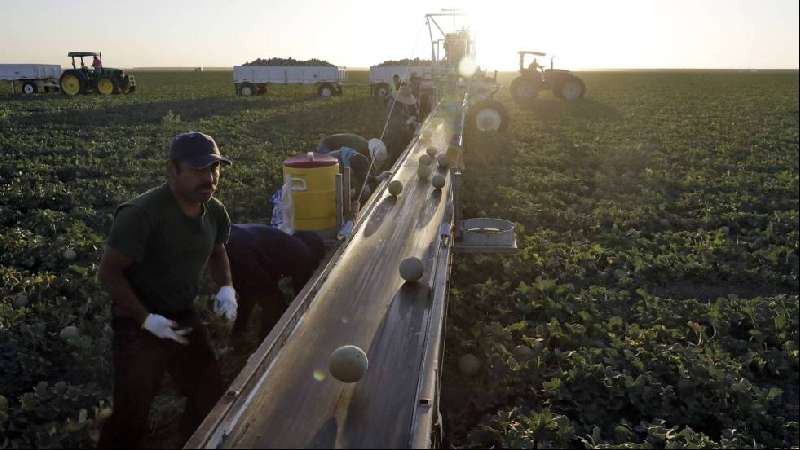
[317,134,389,205]
[383,85,418,160]
[385,74,402,107]
[418,72,434,120]
[92,55,103,74]
[227,225,325,344]
[317,133,371,156]
[528,57,542,73]
[97,131,236,448]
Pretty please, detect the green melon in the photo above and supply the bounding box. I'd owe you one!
[329,345,368,383]
[388,180,403,196]
[432,174,445,189]
[399,257,424,282]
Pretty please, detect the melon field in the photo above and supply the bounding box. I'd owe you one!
[1,70,798,448]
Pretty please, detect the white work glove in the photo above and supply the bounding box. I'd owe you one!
[214,286,238,322]
[142,314,191,345]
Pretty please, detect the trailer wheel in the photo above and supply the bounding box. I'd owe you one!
[240,83,256,97]
[560,77,586,101]
[466,99,509,133]
[318,84,334,97]
[334,85,343,96]
[22,82,37,95]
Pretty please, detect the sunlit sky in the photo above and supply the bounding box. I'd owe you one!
[1,0,798,70]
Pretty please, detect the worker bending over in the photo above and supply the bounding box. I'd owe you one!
[226,224,325,343]
[317,133,388,206]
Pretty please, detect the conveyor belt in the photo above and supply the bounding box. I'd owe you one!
[186,101,460,449]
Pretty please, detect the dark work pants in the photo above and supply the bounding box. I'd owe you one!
[97,312,224,449]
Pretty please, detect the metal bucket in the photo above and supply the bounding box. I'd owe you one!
[460,218,515,246]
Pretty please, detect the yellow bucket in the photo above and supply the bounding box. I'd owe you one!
[283,152,339,231]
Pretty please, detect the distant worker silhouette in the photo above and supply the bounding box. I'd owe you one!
[528,58,542,73]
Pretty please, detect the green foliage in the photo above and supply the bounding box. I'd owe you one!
[0,70,387,447]
[444,71,799,449]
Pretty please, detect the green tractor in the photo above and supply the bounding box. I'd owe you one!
[510,51,585,104]
[59,52,136,96]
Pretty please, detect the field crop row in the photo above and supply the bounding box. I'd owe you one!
[0,70,385,447]
[444,71,799,448]
[1,70,797,449]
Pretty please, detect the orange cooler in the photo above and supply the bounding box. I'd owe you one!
[282,152,339,231]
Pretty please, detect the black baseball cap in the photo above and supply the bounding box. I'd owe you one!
[169,132,232,168]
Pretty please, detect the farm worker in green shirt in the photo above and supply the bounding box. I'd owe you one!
[96,131,237,448]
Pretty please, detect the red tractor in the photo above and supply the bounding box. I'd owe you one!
[510,51,586,104]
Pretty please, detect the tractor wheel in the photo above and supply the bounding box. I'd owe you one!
[559,77,586,101]
[22,82,37,95]
[510,76,539,104]
[240,83,256,97]
[466,99,510,133]
[59,73,83,96]
[318,84,334,97]
[97,77,116,96]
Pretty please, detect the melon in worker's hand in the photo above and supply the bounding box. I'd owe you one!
[329,345,368,383]
[388,180,403,197]
[432,174,445,189]
[399,257,424,282]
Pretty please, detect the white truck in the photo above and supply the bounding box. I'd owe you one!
[0,64,61,95]
[368,65,433,97]
[233,65,345,97]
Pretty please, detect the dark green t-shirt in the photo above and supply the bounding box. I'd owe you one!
[107,183,231,317]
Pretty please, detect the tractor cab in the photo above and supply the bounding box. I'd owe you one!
[518,51,550,76]
[68,51,101,72]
